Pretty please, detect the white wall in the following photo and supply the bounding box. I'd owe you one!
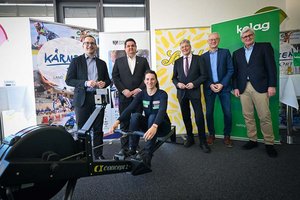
[0,17,37,135]
[0,18,34,87]
[284,0,300,31]
[149,0,300,68]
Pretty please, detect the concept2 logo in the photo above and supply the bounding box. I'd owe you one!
[237,22,270,34]
[94,164,130,173]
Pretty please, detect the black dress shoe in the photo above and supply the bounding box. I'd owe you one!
[200,143,211,153]
[184,139,195,148]
[242,141,258,150]
[265,145,278,158]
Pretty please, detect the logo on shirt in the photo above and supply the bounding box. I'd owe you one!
[143,100,150,108]
[153,100,160,110]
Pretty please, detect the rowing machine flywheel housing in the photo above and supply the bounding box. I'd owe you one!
[0,125,79,200]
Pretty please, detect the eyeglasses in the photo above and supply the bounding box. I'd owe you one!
[242,34,254,39]
[83,42,96,46]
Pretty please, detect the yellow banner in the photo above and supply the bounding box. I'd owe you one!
[155,27,210,134]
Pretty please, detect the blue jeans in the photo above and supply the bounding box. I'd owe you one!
[128,113,171,156]
[204,90,232,136]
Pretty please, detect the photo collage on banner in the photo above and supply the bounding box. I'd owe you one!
[30,19,99,133]
[212,10,280,141]
[280,30,300,75]
[99,31,150,136]
[279,30,300,128]
[155,27,210,134]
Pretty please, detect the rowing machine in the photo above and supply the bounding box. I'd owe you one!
[0,89,151,200]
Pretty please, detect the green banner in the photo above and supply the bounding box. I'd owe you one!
[211,10,280,141]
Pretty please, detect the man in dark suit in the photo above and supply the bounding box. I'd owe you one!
[66,35,111,160]
[172,39,210,153]
[202,32,234,147]
[233,27,278,157]
[112,38,150,155]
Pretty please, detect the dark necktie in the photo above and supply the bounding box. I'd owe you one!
[185,56,189,77]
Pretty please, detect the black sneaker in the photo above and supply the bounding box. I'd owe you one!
[127,148,137,156]
[98,155,105,160]
[184,138,195,148]
[94,155,105,160]
[135,153,152,168]
[117,149,127,156]
[113,149,128,160]
[242,141,258,150]
[265,145,278,158]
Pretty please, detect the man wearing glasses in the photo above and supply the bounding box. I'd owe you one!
[202,32,234,147]
[66,35,111,160]
[233,27,278,157]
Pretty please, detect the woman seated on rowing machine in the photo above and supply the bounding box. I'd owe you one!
[109,70,171,167]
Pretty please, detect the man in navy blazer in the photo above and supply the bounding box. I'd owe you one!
[112,38,150,156]
[202,32,234,147]
[233,27,277,157]
[172,39,210,153]
[66,35,111,160]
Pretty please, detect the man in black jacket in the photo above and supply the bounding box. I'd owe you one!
[112,38,150,155]
[66,35,111,160]
[233,27,278,157]
[172,39,210,153]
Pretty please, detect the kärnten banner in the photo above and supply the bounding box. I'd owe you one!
[30,19,99,131]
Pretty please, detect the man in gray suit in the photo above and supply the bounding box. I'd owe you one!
[66,35,111,160]
[112,38,150,156]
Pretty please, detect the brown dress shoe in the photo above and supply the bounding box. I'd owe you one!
[224,136,233,147]
[207,135,215,145]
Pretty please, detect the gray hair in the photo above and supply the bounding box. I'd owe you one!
[180,39,191,46]
[209,32,220,39]
[240,27,255,38]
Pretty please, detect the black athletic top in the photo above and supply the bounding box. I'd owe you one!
[118,89,170,126]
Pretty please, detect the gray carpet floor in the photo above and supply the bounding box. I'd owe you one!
[51,130,300,200]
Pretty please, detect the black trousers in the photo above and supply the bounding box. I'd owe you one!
[128,113,171,156]
[75,92,104,158]
[179,96,207,143]
[118,98,142,149]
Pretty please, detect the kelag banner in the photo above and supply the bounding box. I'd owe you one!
[211,10,280,141]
